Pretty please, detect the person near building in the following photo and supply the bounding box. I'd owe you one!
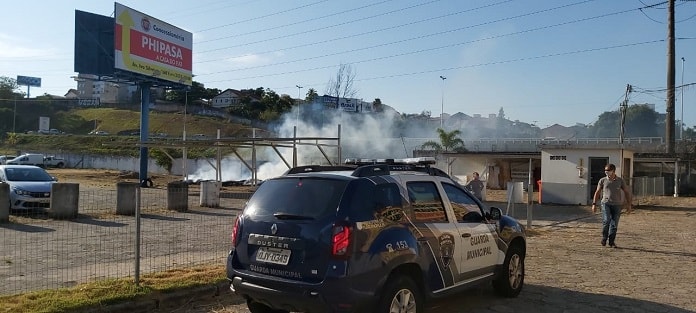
[465,172,485,201]
[591,163,632,248]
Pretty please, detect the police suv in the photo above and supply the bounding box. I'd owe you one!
[226,157,526,313]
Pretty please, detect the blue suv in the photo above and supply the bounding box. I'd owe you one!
[226,158,526,313]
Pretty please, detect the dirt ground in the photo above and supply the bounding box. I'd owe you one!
[35,168,696,313]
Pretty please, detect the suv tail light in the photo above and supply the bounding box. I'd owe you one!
[231,216,241,248]
[331,224,351,258]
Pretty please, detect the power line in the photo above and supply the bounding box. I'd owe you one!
[196,0,444,54]
[198,4,649,77]
[195,0,398,44]
[195,0,582,65]
[195,0,331,33]
[195,0,515,63]
[204,39,665,84]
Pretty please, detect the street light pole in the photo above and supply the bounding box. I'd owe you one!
[680,57,685,140]
[439,75,446,129]
[295,85,303,127]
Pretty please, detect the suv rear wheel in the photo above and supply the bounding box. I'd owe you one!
[493,244,524,297]
[377,276,423,313]
[247,300,289,313]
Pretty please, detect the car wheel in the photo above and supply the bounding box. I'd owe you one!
[378,276,423,313]
[56,162,65,168]
[246,300,288,313]
[493,244,525,297]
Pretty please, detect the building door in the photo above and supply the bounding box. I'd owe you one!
[589,157,609,201]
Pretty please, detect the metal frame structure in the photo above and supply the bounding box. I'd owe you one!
[127,125,343,185]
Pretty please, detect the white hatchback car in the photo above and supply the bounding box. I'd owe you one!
[0,165,56,211]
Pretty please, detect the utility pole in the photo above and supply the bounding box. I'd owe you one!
[680,57,685,140]
[666,0,675,154]
[439,75,446,129]
[619,84,631,145]
[620,84,631,180]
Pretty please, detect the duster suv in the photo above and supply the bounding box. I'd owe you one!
[226,157,526,313]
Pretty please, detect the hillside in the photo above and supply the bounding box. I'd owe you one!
[71,108,254,138]
[0,107,259,157]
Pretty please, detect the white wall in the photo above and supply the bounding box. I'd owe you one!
[541,148,634,204]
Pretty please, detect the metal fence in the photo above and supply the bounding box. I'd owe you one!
[632,176,667,204]
[0,184,250,295]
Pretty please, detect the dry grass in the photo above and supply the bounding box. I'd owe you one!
[0,265,226,313]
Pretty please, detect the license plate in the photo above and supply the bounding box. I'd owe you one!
[255,247,291,265]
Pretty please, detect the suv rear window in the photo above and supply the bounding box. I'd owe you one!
[245,177,348,218]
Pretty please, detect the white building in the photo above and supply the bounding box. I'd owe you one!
[540,147,633,205]
[211,89,244,108]
[432,146,635,205]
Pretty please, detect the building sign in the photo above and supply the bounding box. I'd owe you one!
[17,75,41,87]
[549,155,567,160]
[322,95,338,108]
[114,3,192,86]
[339,98,358,112]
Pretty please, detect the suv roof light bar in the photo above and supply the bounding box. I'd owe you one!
[344,157,436,166]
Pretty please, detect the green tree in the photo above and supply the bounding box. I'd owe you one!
[0,76,24,99]
[165,81,218,104]
[305,88,318,102]
[625,104,660,137]
[590,104,661,138]
[421,128,466,152]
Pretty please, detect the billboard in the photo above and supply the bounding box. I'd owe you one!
[39,117,50,132]
[17,76,41,87]
[114,3,192,86]
[74,10,115,76]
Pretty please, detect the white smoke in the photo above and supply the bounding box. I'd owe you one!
[186,103,437,182]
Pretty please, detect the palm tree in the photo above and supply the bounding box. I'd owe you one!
[421,128,466,152]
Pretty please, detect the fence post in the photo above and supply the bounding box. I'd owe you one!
[135,186,141,286]
[167,181,188,212]
[49,183,79,219]
[0,183,9,223]
[116,182,139,215]
[200,180,221,207]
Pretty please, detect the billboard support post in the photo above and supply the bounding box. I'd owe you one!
[139,83,151,187]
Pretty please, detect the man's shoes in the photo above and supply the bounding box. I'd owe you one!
[609,242,617,248]
[601,238,607,246]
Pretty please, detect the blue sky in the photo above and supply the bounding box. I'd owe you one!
[1,0,695,128]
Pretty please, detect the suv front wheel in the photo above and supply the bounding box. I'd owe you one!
[493,244,525,297]
[377,276,423,313]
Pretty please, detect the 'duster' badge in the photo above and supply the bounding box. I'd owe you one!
[438,233,455,268]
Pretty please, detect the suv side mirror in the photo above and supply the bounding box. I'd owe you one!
[488,207,502,220]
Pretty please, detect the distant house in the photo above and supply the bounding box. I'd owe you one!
[211,89,244,109]
[64,89,79,99]
[540,124,576,140]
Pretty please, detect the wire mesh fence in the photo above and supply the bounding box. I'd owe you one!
[0,184,250,295]
[632,176,667,205]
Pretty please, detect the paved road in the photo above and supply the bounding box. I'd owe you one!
[172,207,696,313]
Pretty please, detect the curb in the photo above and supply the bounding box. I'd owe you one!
[79,281,244,313]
